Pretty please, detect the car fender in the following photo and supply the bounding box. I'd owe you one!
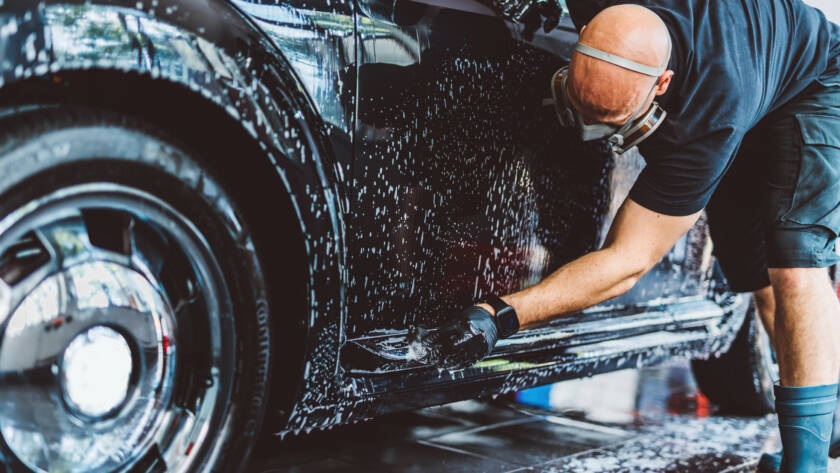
[0,0,348,427]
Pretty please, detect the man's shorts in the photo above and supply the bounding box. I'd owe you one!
[705,74,840,293]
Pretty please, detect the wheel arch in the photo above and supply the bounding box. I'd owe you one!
[0,0,347,430]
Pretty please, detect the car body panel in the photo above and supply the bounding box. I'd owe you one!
[0,0,743,440]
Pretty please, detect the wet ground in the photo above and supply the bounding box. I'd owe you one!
[252,361,840,472]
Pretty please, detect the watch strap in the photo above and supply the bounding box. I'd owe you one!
[485,294,519,338]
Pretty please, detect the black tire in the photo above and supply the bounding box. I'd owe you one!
[691,300,776,416]
[0,106,270,472]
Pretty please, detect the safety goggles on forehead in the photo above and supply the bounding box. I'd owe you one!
[546,42,670,154]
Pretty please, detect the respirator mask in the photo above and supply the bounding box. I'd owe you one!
[546,39,671,154]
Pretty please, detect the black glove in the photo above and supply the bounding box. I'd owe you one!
[522,0,564,38]
[409,306,500,370]
[482,0,565,39]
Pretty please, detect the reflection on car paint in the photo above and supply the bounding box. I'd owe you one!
[232,1,356,137]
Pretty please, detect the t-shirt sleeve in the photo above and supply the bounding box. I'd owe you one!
[628,126,744,216]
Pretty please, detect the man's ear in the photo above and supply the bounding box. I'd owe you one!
[655,70,674,96]
[580,24,587,33]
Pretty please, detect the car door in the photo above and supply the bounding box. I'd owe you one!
[347,0,711,342]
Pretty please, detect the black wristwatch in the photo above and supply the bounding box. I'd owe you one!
[485,294,520,339]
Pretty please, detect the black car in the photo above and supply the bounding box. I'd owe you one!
[0,1,786,472]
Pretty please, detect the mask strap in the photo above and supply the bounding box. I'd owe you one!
[574,13,672,77]
[574,44,666,77]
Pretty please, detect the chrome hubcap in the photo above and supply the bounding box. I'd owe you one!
[61,325,134,419]
[0,184,231,473]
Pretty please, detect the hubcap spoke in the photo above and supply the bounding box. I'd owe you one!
[0,230,61,323]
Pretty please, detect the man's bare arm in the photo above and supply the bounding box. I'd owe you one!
[417,197,701,369]
[485,198,701,329]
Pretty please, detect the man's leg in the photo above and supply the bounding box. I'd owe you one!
[759,267,840,473]
[770,267,840,387]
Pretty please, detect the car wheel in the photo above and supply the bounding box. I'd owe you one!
[0,107,270,472]
[691,300,776,416]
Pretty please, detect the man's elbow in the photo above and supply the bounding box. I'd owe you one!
[615,258,656,296]
[615,272,642,296]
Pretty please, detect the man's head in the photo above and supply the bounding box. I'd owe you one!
[566,4,674,126]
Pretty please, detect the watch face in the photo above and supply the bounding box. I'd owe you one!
[496,309,520,337]
[485,295,519,337]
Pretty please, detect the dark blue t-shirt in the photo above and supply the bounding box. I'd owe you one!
[567,0,840,216]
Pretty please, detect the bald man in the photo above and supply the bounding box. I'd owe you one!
[417,1,840,471]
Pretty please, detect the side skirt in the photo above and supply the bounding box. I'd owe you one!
[341,294,749,399]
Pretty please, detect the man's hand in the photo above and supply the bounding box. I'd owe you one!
[410,306,499,370]
[482,0,564,39]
